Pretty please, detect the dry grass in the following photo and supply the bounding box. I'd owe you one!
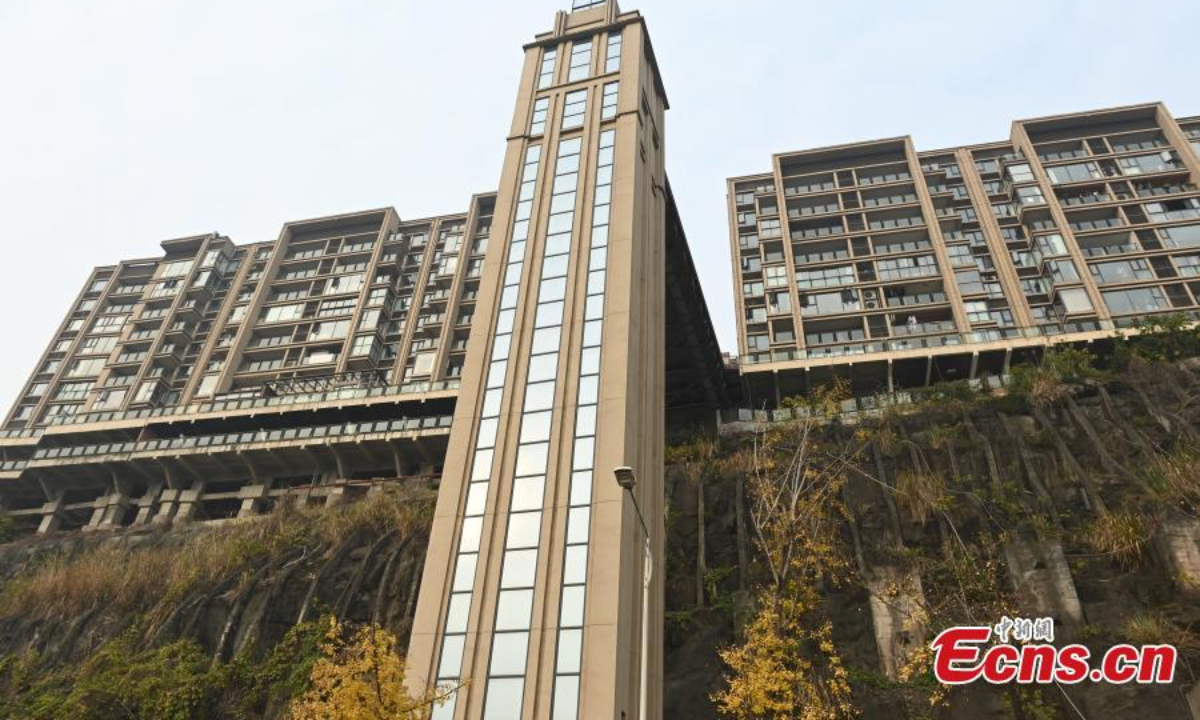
[1121,612,1200,655]
[1084,512,1149,569]
[895,469,945,524]
[0,485,435,624]
[1148,448,1200,511]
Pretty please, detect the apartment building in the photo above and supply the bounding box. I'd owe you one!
[0,2,726,718]
[729,103,1200,405]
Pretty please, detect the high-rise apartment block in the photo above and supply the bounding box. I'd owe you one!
[730,103,1200,404]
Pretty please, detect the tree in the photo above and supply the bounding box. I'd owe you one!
[288,618,456,720]
[714,382,860,719]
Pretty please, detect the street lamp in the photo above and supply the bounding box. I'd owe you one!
[613,466,651,720]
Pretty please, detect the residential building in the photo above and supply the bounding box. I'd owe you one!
[729,103,1200,405]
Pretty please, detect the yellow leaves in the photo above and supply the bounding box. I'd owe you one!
[714,591,856,720]
[288,617,456,720]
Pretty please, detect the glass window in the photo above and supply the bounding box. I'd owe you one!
[1089,258,1154,284]
[506,512,542,550]
[567,39,592,82]
[605,30,622,73]
[502,548,539,589]
[485,677,525,716]
[438,635,465,679]
[495,589,534,631]
[516,442,549,477]
[562,89,587,130]
[556,628,583,673]
[538,48,557,89]
[1006,163,1034,182]
[520,411,553,443]
[510,476,544,512]
[1102,286,1169,315]
[530,97,550,135]
[1045,162,1101,185]
[489,635,530,678]
[601,82,618,120]
[1058,287,1094,315]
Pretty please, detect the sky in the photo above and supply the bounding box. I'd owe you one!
[2,0,1199,410]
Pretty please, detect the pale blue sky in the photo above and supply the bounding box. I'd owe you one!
[2,0,1199,409]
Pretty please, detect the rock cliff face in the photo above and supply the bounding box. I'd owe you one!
[664,358,1200,719]
[0,486,435,718]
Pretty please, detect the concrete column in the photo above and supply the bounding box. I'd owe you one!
[866,564,927,680]
[1152,517,1200,599]
[36,492,65,535]
[132,483,164,525]
[173,483,205,523]
[153,488,181,524]
[87,492,132,530]
[237,483,270,519]
[1004,538,1085,631]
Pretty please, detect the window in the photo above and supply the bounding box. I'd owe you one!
[1146,198,1200,223]
[1047,259,1080,284]
[79,335,118,355]
[67,358,105,377]
[1102,286,1169,315]
[1057,287,1094,315]
[561,90,587,130]
[1119,152,1178,176]
[262,303,304,323]
[54,381,92,401]
[1162,224,1200,249]
[605,30,622,72]
[1089,258,1154,284]
[1046,162,1102,185]
[764,265,788,288]
[1016,186,1045,206]
[567,39,592,82]
[1175,254,1200,276]
[159,259,194,279]
[310,319,349,341]
[1007,163,1035,183]
[798,289,860,316]
[600,82,618,120]
[1034,233,1068,257]
[530,97,549,135]
[538,47,557,89]
[796,264,854,289]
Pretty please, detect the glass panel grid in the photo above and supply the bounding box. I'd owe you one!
[552,128,615,720]
[435,144,543,692]
[483,135,586,711]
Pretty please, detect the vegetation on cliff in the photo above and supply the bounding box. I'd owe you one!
[0,486,440,719]
[666,318,1200,719]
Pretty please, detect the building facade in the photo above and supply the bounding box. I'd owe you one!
[404,2,673,717]
[729,103,1200,405]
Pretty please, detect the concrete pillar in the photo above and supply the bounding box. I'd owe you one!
[36,492,65,535]
[1004,538,1085,631]
[153,488,180,524]
[173,484,205,523]
[87,492,132,531]
[132,483,164,525]
[324,485,348,507]
[1152,517,1200,598]
[237,484,270,519]
[866,564,927,680]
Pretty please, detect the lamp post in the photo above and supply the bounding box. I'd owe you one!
[613,466,651,720]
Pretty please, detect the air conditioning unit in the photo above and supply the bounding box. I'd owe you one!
[863,289,879,302]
